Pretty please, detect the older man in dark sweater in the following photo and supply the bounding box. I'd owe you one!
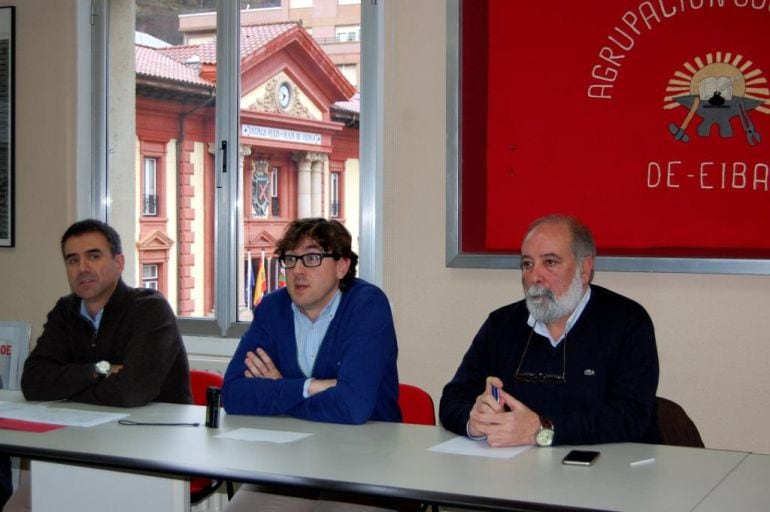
[440,214,660,447]
[21,219,191,407]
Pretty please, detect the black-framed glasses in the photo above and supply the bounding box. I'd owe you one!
[279,253,338,269]
[514,328,567,384]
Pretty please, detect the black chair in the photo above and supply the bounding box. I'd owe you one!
[656,396,705,448]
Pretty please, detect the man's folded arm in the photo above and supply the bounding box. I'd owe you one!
[21,307,98,401]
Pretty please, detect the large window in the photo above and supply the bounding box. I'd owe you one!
[90,0,370,337]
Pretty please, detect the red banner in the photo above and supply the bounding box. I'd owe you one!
[461,0,770,258]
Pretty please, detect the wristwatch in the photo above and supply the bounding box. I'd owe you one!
[535,416,555,447]
[95,360,111,379]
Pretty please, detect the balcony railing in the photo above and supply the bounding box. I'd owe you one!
[143,194,158,216]
[313,33,360,45]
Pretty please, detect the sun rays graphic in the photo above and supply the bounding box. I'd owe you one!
[664,52,770,114]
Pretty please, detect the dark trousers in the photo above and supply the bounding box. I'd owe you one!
[0,454,11,511]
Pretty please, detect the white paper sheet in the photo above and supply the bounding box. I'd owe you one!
[428,436,531,459]
[0,401,128,427]
[215,427,312,444]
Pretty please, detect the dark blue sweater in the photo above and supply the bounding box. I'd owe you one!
[223,278,401,424]
[439,285,660,445]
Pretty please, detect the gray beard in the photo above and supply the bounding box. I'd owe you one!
[525,270,585,326]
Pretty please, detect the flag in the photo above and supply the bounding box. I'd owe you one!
[253,251,267,308]
[277,265,286,288]
[246,251,254,305]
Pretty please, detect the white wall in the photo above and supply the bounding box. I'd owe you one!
[0,1,79,341]
[1,0,768,456]
[380,0,770,454]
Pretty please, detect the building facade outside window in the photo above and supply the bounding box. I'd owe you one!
[95,1,362,334]
[336,63,358,87]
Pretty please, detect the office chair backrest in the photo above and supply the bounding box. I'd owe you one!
[0,321,31,391]
[657,396,705,448]
[188,369,232,503]
[398,383,436,426]
[189,369,224,406]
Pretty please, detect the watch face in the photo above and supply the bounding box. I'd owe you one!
[96,360,111,376]
[278,83,291,110]
[536,427,554,447]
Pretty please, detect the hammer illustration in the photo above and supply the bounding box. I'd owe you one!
[668,96,701,143]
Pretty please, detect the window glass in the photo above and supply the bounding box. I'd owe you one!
[142,157,157,216]
[142,264,159,290]
[335,25,360,42]
[330,172,340,218]
[101,0,361,333]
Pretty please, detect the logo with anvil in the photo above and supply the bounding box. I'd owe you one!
[664,52,770,145]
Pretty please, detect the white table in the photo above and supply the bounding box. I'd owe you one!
[0,390,756,511]
[692,453,770,511]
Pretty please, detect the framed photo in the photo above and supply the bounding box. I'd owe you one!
[446,0,770,274]
[0,7,13,248]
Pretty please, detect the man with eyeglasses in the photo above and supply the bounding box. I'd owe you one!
[439,214,660,447]
[223,218,400,424]
[222,218,401,511]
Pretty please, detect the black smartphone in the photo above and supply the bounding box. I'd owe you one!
[561,450,600,466]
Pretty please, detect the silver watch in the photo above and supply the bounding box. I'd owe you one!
[535,416,555,447]
[95,360,111,379]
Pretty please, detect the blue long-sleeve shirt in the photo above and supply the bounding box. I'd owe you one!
[222,278,401,424]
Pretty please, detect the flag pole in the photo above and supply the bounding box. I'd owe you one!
[246,251,253,306]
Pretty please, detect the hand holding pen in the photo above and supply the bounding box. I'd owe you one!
[468,376,508,438]
[485,376,505,412]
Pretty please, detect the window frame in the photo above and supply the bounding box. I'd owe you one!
[88,0,383,338]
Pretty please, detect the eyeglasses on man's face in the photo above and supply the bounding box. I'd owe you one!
[279,253,337,269]
[514,328,567,384]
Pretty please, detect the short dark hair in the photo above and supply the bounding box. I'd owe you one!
[61,219,123,257]
[276,218,358,290]
[524,214,596,281]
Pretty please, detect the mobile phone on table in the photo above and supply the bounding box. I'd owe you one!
[562,450,600,466]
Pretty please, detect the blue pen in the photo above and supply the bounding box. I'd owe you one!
[491,386,500,403]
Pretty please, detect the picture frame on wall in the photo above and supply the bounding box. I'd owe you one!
[0,7,14,248]
[446,0,770,275]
